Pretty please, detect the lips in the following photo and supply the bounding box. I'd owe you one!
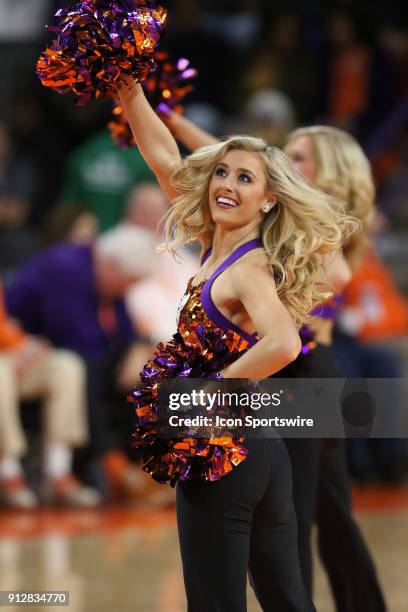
[216,195,239,209]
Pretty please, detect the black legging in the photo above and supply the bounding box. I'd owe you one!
[283,437,321,593]
[273,344,337,593]
[317,438,386,611]
[176,437,316,612]
[276,344,386,611]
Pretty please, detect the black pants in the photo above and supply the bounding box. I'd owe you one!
[283,437,321,594]
[176,438,316,612]
[277,344,386,611]
[317,438,386,611]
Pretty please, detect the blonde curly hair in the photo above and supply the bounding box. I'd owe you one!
[285,126,375,268]
[161,135,358,328]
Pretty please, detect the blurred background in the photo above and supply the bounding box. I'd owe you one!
[0,0,407,610]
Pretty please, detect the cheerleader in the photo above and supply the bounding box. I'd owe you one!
[34,4,334,608]
[283,126,386,612]
[163,116,386,610]
[117,79,356,611]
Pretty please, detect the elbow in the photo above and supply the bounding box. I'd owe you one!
[282,334,302,365]
[264,332,301,371]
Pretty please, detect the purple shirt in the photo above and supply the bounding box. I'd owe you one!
[5,244,136,362]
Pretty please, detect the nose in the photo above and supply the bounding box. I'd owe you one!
[222,176,235,192]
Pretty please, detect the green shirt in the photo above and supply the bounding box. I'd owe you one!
[61,130,155,231]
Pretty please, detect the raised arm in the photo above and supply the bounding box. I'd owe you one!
[165,111,220,152]
[118,79,181,200]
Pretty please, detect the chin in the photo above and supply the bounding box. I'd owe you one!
[212,209,240,225]
[214,213,258,233]
[213,218,242,230]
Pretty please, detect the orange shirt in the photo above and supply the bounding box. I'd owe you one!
[0,282,26,350]
[330,45,370,123]
[343,249,408,341]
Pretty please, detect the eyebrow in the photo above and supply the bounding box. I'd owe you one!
[216,162,257,179]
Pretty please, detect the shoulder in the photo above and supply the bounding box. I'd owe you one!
[228,250,276,294]
[44,243,89,264]
[229,248,272,279]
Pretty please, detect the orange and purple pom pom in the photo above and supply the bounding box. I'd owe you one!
[36,0,167,105]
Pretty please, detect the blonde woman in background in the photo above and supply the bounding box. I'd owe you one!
[285,126,374,270]
[164,115,386,611]
[283,126,386,612]
[116,78,359,611]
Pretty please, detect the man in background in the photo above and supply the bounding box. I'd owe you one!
[0,277,99,508]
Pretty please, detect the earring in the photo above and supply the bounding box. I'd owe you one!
[262,203,271,213]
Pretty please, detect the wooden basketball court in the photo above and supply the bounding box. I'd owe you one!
[0,487,407,611]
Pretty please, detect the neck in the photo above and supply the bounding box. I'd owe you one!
[210,224,260,260]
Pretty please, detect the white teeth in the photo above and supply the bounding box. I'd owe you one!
[216,196,238,207]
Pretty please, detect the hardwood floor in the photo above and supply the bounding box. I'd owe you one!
[0,488,407,611]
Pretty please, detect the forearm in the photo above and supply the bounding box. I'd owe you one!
[118,79,181,195]
[165,111,220,152]
[221,335,300,380]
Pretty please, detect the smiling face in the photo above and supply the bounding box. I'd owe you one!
[208,149,273,230]
[285,135,317,184]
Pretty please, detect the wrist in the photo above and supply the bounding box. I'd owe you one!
[118,78,141,102]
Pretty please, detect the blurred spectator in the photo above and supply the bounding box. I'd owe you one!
[4,229,169,503]
[6,84,72,226]
[324,10,372,131]
[375,125,408,230]
[204,0,261,52]
[335,245,408,483]
[123,182,168,234]
[164,0,235,111]
[242,12,319,123]
[115,183,199,341]
[379,24,408,98]
[241,88,296,147]
[0,122,35,205]
[0,122,38,279]
[339,248,408,342]
[183,103,224,142]
[355,25,403,143]
[0,278,99,509]
[59,130,155,232]
[364,26,408,223]
[42,204,99,247]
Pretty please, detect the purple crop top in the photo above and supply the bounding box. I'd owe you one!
[203,243,342,323]
[199,239,262,347]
